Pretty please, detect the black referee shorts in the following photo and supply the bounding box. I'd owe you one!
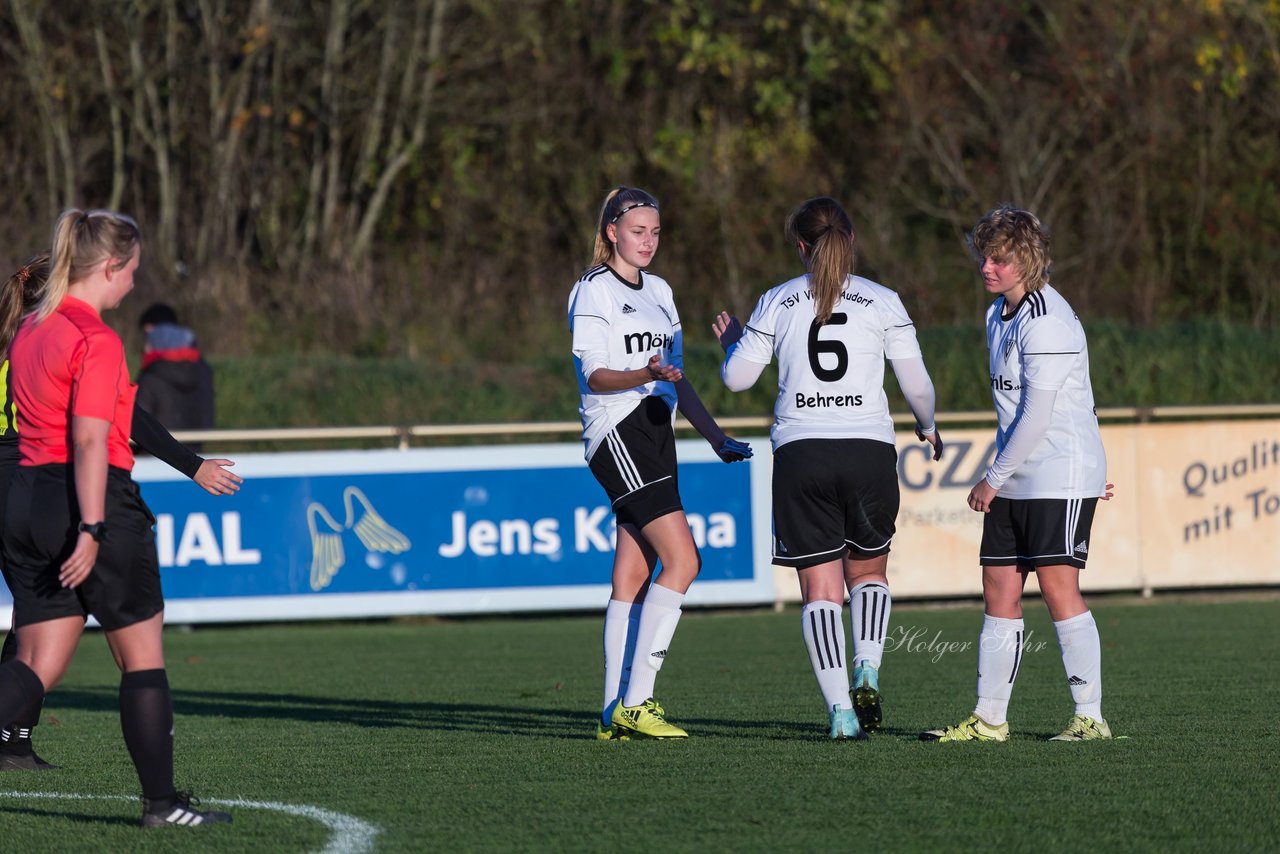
[771,438,900,569]
[979,496,1099,569]
[2,464,163,631]
[0,446,17,549]
[588,396,683,529]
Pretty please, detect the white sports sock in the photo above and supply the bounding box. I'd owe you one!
[1054,610,1103,720]
[602,599,641,725]
[802,601,850,711]
[622,583,684,707]
[974,615,1024,726]
[848,581,891,669]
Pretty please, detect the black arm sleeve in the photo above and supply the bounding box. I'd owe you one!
[131,402,203,479]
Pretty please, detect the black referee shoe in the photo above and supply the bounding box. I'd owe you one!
[0,749,59,771]
[142,791,233,828]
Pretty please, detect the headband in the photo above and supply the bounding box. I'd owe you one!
[610,201,658,223]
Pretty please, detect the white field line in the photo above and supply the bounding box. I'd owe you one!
[0,791,380,853]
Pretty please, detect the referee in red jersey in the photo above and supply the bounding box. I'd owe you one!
[0,209,231,827]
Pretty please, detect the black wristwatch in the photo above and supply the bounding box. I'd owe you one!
[78,521,109,543]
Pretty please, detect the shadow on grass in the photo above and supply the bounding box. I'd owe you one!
[0,803,137,828]
[45,686,817,740]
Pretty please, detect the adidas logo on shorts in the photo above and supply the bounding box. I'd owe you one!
[775,539,788,554]
[621,303,637,314]
[1068,675,1087,686]
[651,649,667,659]
[1073,540,1089,555]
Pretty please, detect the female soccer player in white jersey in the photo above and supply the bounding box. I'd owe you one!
[714,197,943,739]
[922,205,1114,743]
[569,187,751,740]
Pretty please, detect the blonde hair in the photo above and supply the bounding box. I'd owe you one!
[969,205,1050,293]
[0,250,50,356]
[589,186,660,269]
[35,208,142,322]
[786,197,855,324]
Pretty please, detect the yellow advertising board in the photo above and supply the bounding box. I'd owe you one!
[771,420,1279,602]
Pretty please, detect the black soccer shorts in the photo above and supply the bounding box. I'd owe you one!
[588,396,684,529]
[979,496,1099,569]
[771,438,900,569]
[4,465,164,630]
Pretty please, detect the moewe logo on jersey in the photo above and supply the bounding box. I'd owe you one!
[623,330,674,354]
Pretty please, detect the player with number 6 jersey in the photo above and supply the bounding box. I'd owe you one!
[716,197,943,739]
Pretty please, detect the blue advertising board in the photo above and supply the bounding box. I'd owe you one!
[0,441,772,624]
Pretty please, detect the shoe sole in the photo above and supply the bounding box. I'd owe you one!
[0,756,60,772]
[831,730,869,741]
[613,724,687,740]
[852,687,882,732]
[919,729,1007,743]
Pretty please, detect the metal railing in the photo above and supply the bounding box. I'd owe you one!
[163,403,1280,451]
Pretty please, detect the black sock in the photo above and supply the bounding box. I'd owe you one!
[0,661,45,734]
[119,669,177,806]
[0,632,46,751]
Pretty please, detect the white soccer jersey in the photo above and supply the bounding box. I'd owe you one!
[732,274,923,449]
[986,284,1107,498]
[568,265,682,460]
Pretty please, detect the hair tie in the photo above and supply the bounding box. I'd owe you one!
[15,266,30,285]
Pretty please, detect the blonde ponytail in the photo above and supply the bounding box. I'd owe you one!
[786,197,855,324]
[36,208,142,322]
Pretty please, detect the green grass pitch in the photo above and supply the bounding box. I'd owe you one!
[0,595,1276,851]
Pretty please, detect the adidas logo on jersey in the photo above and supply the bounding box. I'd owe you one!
[621,303,637,314]
[1073,540,1089,555]
[1068,675,1087,686]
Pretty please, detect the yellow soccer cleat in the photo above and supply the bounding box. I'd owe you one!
[1049,714,1112,741]
[595,722,630,741]
[611,698,688,739]
[919,714,1009,743]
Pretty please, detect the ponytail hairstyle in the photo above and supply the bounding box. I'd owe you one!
[785,197,855,324]
[968,204,1051,293]
[35,208,142,323]
[589,186,660,268]
[0,250,51,357]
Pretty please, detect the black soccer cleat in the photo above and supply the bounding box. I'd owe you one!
[142,791,233,828]
[0,750,59,771]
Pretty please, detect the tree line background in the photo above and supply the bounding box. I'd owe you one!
[0,0,1276,424]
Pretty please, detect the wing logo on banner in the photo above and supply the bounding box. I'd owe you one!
[306,486,412,591]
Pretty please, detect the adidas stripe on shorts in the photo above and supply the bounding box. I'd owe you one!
[771,438,899,569]
[587,396,683,529]
[979,496,1099,569]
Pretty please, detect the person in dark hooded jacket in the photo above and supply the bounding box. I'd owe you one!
[136,303,215,452]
